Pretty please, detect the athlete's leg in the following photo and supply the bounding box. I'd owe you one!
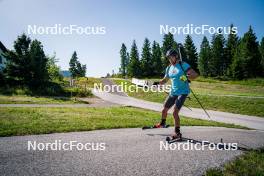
[159,95,176,126]
[173,94,187,136]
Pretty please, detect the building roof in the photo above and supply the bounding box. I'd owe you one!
[0,41,8,52]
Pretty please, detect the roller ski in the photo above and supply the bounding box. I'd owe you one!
[142,123,170,130]
[166,128,183,143]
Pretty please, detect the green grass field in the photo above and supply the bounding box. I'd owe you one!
[0,107,247,137]
[0,95,88,104]
[206,148,264,176]
[0,77,102,103]
[113,78,264,117]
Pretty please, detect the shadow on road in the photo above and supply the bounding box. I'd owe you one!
[145,133,251,151]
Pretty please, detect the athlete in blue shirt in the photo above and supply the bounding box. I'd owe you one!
[156,49,198,140]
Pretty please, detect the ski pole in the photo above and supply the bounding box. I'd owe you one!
[177,43,211,120]
[189,88,211,119]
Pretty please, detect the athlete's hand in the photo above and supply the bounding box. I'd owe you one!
[180,75,188,82]
[159,77,169,85]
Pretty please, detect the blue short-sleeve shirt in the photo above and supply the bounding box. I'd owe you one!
[165,62,191,96]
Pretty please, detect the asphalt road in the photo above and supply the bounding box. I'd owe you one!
[101,78,128,97]
[1,127,264,176]
[92,88,264,130]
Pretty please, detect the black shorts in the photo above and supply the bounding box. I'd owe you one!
[164,94,188,110]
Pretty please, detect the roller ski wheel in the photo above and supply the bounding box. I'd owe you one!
[166,133,182,143]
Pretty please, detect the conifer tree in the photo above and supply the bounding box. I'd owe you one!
[231,26,261,79]
[141,38,152,77]
[210,32,225,76]
[184,35,198,72]
[198,36,211,77]
[120,43,129,77]
[225,24,239,75]
[259,37,264,76]
[152,41,163,76]
[127,40,141,77]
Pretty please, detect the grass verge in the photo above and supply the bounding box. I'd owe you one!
[206,148,264,176]
[0,95,88,104]
[0,107,247,137]
[113,79,264,117]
